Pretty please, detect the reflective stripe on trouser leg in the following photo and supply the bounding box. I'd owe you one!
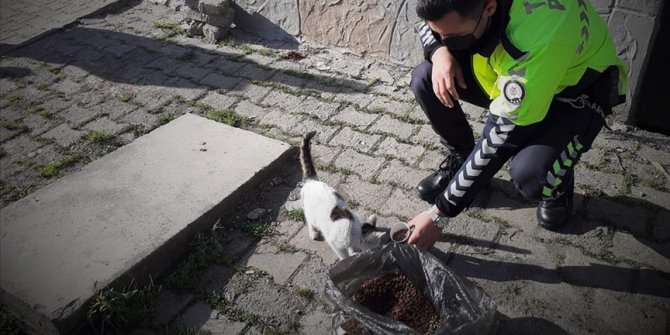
[445,116,516,205]
[542,134,584,200]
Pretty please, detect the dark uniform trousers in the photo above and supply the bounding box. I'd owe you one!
[410,52,605,209]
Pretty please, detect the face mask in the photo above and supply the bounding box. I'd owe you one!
[442,5,486,51]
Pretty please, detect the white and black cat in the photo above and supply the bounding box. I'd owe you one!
[299,131,388,260]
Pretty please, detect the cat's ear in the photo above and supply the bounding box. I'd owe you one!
[365,214,377,226]
[361,222,375,235]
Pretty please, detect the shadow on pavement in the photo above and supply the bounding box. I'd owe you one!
[2,25,367,94]
[429,248,670,299]
[494,313,571,335]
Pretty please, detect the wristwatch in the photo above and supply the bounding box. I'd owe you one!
[427,206,449,229]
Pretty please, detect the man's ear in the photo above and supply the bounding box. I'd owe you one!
[484,0,497,17]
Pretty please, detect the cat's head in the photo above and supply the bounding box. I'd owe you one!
[359,214,390,248]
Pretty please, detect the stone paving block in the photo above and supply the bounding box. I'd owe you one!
[299,306,333,335]
[559,247,635,293]
[236,63,277,81]
[209,58,247,75]
[197,264,234,294]
[233,278,308,320]
[329,127,381,153]
[445,215,500,254]
[366,97,413,117]
[381,188,427,220]
[41,123,84,147]
[109,63,155,85]
[233,100,270,120]
[132,86,171,111]
[61,104,99,127]
[338,175,393,210]
[289,225,339,266]
[368,114,417,139]
[26,144,64,165]
[271,71,306,88]
[291,96,339,121]
[330,105,378,129]
[589,289,667,335]
[333,148,384,180]
[289,255,329,295]
[494,227,562,268]
[260,90,305,111]
[0,128,18,142]
[95,99,137,120]
[229,80,272,101]
[0,78,18,94]
[461,101,487,121]
[259,110,303,133]
[119,110,159,129]
[60,64,90,79]
[1,134,43,158]
[102,43,138,59]
[22,114,60,137]
[165,79,207,102]
[291,117,340,143]
[611,232,669,270]
[151,290,195,326]
[333,91,374,109]
[174,63,210,82]
[274,220,304,240]
[374,137,424,165]
[243,242,307,285]
[310,144,341,167]
[418,149,447,170]
[484,191,537,232]
[198,72,242,90]
[586,197,649,236]
[199,91,238,110]
[82,116,126,135]
[180,300,246,334]
[637,146,670,166]
[630,186,670,211]
[412,124,442,146]
[574,166,626,196]
[376,159,429,190]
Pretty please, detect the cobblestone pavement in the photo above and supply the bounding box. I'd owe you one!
[0,0,120,48]
[1,1,669,334]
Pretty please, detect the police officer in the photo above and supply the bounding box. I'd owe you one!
[406,0,627,249]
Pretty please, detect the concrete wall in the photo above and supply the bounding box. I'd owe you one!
[233,0,664,121]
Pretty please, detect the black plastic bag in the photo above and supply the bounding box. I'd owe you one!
[325,243,496,335]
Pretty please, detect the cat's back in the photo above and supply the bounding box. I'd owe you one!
[301,180,338,205]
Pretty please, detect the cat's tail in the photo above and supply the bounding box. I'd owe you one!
[300,131,318,181]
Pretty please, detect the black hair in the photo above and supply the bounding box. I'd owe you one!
[416,0,488,21]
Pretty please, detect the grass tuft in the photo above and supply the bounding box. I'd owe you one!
[87,277,160,333]
[206,109,239,127]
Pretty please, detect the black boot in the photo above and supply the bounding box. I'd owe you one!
[416,153,466,204]
[537,179,574,230]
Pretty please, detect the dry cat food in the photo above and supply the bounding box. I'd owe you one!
[348,273,439,334]
[392,229,409,242]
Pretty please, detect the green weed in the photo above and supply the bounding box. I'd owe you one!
[158,112,177,125]
[286,208,304,222]
[276,242,298,253]
[87,277,160,333]
[295,288,315,300]
[206,109,239,127]
[164,234,227,290]
[37,153,85,178]
[240,44,254,55]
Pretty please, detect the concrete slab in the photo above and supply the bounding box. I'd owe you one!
[0,113,293,335]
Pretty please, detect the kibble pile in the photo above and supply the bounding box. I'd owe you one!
[353,273,439,334]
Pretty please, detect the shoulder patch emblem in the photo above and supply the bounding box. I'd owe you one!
[503,80,525,105]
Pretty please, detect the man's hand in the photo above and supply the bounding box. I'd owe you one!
[407,210,442,250]
[431,47,467,108]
